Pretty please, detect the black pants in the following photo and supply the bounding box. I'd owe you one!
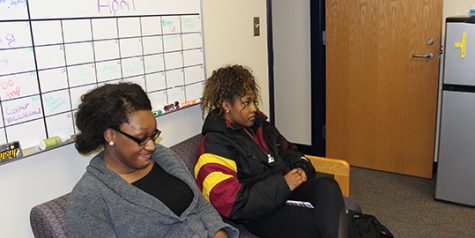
[243,177,345,238]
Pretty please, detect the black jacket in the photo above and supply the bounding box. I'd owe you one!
[194,111,316,222]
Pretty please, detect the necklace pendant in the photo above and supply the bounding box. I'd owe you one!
[267,154,275,164]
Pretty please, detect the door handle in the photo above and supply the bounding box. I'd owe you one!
[412,53,433,59]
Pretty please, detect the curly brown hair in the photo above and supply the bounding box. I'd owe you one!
[201,65,260,117]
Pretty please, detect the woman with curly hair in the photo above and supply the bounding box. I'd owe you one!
[65,83,238,238]
[195,65,348,238]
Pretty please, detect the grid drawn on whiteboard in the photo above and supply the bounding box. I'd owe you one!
[0,2,205,151]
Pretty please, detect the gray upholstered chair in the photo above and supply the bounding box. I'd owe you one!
[30,194,68,238]
[30,135,360,238]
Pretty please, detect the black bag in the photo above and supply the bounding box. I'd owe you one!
[347,210,394,238]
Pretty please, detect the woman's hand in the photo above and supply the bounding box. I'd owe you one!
[214,230,229,238]
[284,168,307,191]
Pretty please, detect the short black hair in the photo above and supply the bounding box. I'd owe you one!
[74,83,152,154]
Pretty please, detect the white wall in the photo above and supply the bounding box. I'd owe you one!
[0,1,269,237]
[202,0,270,114]
[272,0,312,145]
[443,0,473,22]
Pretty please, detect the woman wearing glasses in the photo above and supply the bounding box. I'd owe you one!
[195,65,347,238]
[65,83,237,238]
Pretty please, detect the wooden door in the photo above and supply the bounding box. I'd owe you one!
[326,0,442,178]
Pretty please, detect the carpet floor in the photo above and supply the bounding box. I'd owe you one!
[350,167,475,238]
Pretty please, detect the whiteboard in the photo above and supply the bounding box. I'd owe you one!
[0,0,205,152]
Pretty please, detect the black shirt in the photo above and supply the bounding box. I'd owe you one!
[133,162,193,216]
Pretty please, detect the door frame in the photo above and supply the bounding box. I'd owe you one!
[266,0,326,156]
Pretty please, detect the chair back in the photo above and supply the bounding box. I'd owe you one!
[30,194,69,238]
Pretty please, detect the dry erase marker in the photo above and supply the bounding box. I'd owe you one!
[39,136,61,150]
[179,100,196,108]
[39,135,70,150]
[153,110,163,116]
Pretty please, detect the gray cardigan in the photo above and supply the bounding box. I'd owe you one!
[65,144,238,238]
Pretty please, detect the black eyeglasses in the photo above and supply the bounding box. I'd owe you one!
[113,128,161,146]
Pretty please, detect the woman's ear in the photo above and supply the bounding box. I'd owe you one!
[104,128,115,144]
[221,100,232,113]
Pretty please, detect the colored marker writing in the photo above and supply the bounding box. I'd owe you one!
[4,87,20,99]
[0,79,14,89]
[4,103,42,126]
[162,19,177,32]
[9,0,26,6]
[98,61,121,77]
[0,79,21,99]
[0,33,16,48]
[44,95,67,112]
[182,18,196,30]
[122,60,144,77]
[97,0,136,15]
[5,109,41,125]
[5,103,29,116]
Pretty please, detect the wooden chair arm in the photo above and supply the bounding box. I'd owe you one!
[304,155,350,197]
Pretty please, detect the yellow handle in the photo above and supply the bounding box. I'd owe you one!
[454,32,467,59]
